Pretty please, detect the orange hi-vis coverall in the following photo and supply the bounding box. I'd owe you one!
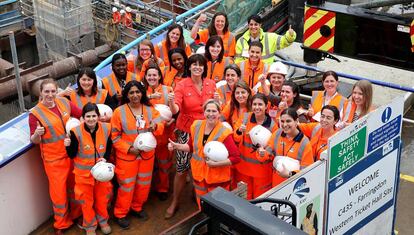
[237,59,269,89]
[111,104,164,218]
[206,57,233,82]
[123,12,133,28]
[233,112,278,199]
[310,91,346,117]
[69,89,109,109]
[300,122,337,161]
[72,122,113,232]
[147,84,174,193]
[195,29,236,57]
[162,66,184,89]
[261,129,314,187]
[155,40,192,67]
[31,97,79,229]
[101,72,138,98]
[190,120,233,206]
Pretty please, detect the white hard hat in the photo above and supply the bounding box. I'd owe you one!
[65,118,81,133]
[248,125,272,147]
[112,7,118,13]
[97,104,113,119]
[154,104,172,121]
[221,122,233,131]
[120,9,125,14]
[134,132,157,152]
[91,161,115,182]
[196,46,205,55]
[273,156,300,175]
[252,79,270,93]
[203,141,229,161]
[268,61,288,75]
[216,80,227,88]
[126,7,132,12]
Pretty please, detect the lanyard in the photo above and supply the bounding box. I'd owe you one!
[282,140,296,156]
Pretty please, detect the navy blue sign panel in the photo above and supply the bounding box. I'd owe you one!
[367,115,401,153]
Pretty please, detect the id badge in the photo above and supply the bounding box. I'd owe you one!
[136,116,146,129]
[269,108,278,118]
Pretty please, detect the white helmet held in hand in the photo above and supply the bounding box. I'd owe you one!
[222,122,233,131]
[65,118,81,133]
[252,79,270,93]
[97,104,113,119]
[268,61,288,75]
[154,104,172,121]
[203,141,228,161]
[134,132,157,152]
[196,46,205,55]
[91,161,115,182]
[273,156,300,176]
[249,125,271,147]
[216,80,227,88]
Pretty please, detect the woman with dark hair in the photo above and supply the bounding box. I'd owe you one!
[308,70,346,121]
[191,12,236,57]
[204,36,233,83]
[111,80,164,229]
[221,80,251,128]
[163,47,188,88]
[233,93,278,199]
[102,53,138,105]
[275,80,308,123]
[155,23,192,67]
[217,64,241,106]
[64,102,113,235]
[165,54,216,218]
[257,108,314,187]
[300,105,340,160]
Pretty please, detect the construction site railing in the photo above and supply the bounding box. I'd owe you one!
[94,0,217,72]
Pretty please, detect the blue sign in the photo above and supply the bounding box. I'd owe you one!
[381,107,392,123]
[367,115,401,153]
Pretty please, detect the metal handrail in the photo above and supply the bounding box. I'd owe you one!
[94,0,217,72]
[0,0,18,7]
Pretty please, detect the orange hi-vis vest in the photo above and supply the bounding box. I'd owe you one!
[263,129,314,186]
[233,112,278,177]
[162,66,184,88]
[155,40,192,67]
[237,60,269,89]
[300,122,336,160]
[138,58,165,79]
[196,29,236,57]
[123,12,133,28]
[342,100,358,123]
[190,120,232,184]
[112,12,121,24]
[31,97,72,162]
[221,104,247,128]
[69,89,108,109]
[217,84,232,106]
[72,122,111,182]
[111,104,164,161]
[102,72,138,97]
[206,57,233,82]
[310,91,346,115]
[147,84,173,106]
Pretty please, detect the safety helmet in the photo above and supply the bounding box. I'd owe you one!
[97,104,113,119]
[203,141,229,161]
[65,118,81,134]
[154,104,172,121]
[134,132,157,152]
[222,122,233,131]
[268,61,288,75]
[126,7,132,12]
[196,46,205,55]
[120,9,125,14]
[273,156,300,173]
[90,161,115,182]
[248,125,271,147]
[216,80,227,88]
[112,7,118,13]
[252,79,270,93]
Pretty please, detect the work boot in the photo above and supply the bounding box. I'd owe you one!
[131,209,149,221]
[116,217,130,230]
[100,224,112,235]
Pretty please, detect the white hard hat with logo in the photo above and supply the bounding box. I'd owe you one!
[65,117,81,133]
[154,104,172,121]
[134,132,157,152]
[112,7,118,13]
[126,7,132,12]
[203,141,229,161]
[120,9,125,14]
[273,156,300,175]
[221,122,233,131]
[248,125,272,147]
[91,161,115,182]
[97,104,113,119]
[268,61,288,75]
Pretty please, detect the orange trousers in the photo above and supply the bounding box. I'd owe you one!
[114,157,155,218]
[193,180,230,209]
[74,177,113,231]
[154,144,172,193]
[234,171,272,200]
[43,157,79,229]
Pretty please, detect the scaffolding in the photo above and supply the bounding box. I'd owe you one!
[32,0,95,62]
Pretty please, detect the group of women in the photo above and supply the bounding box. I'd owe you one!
[29,12,375,235]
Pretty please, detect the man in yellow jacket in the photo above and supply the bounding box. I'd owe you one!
[235,14,296,64]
